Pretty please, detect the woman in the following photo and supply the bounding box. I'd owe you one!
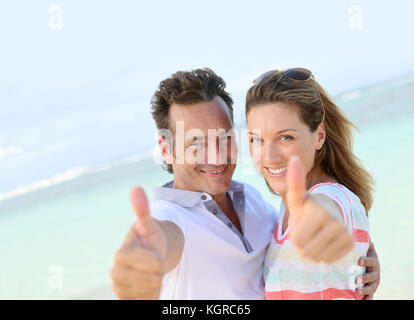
[246,68,374,300]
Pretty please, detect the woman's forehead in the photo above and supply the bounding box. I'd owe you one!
[247,103,301,122]
[247,103,310,133]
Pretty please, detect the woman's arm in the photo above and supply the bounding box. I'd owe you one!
[311,193,345,223]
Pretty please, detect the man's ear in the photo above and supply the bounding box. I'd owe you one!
[316,123,326,150]
[159,136,174,164]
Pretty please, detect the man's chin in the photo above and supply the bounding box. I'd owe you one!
[197,166,235,195]
[202,180,232,196]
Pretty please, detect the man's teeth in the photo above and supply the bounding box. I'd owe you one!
[205,167,225,174]
[268,167,286,175]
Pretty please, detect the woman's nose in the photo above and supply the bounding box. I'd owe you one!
[263,142,282,163]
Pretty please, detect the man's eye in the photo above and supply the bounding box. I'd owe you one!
[249,137,262,143]
[192,142,204,147]
[219,136,232,143]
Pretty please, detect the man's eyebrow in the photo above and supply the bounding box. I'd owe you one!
[248,129,297,135]
[184,136,206,142]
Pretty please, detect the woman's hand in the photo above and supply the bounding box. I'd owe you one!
[286,156,355,263]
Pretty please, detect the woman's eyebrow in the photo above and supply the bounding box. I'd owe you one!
[276,129,297,134]
[248,129,297,135]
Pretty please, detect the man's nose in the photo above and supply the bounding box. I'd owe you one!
[205,139,228,165]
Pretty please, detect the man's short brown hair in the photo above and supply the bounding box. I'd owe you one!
[151,68,234,173]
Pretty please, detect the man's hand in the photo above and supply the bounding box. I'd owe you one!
[110,187,167,300]
[286,156,355,263]
[356,239,381,299]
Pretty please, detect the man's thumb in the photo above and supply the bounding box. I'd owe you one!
[130,186,152,238]
[286,155,306,221]
[127,187,167,257]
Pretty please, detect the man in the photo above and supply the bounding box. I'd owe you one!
[110,68,380,299]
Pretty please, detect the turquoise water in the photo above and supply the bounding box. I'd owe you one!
[1,76,414,299]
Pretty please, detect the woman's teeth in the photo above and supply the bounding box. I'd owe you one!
[267,167,286,175]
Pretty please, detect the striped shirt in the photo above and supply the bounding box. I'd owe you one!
[264,183,370,300]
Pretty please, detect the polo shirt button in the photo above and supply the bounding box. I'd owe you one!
[228,223,233,228]
[213,209,218,214]
[201,195,207,200]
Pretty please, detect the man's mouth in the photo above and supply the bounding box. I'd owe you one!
[199,166,227,177]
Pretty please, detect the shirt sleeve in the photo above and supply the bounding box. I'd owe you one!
[149,200,187,235]
[130,200,187,235]
[309,183,355,233]
[263,200,280,230]
[241,180,280,229]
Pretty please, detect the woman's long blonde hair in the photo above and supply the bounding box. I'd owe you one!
[246,72,374,214]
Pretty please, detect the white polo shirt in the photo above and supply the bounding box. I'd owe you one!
[150,180,279,300]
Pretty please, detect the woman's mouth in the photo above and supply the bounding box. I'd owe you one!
[265,166,287,177]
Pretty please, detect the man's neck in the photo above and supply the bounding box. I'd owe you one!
[212,193,228,210]
[172,180,229,209]
[172,181,241,233]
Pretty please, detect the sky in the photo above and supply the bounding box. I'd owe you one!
[0,0,413,193]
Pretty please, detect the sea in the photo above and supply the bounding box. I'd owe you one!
[1,73,414,299]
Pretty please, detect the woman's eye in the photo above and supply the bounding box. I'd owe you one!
[280,135,293,141]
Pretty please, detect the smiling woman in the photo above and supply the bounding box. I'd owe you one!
[246,69,374,212]
[246,68,374,300]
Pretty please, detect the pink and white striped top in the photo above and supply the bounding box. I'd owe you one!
[264,182,370,300]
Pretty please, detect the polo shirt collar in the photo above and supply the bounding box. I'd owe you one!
[152,180,244,207]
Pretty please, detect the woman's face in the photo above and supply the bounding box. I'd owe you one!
[247,102,325,195]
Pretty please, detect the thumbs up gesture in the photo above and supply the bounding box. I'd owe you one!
[110,187,167,299]
[286,156,355,263]
[128,187,168,256]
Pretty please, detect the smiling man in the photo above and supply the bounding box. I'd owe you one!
[109,68,380,300]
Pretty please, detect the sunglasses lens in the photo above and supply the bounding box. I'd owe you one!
[285,68,312,81]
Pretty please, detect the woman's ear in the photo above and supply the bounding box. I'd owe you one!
[316,123,326,150]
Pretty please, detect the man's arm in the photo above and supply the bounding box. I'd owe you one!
[157,220,184,273]
[110,187,184,299]
[356,239,381,299]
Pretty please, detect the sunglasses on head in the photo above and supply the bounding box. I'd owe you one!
[253,67,314,84]
[253,67,325,123]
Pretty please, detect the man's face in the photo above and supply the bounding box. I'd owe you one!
[162,96,237,195]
